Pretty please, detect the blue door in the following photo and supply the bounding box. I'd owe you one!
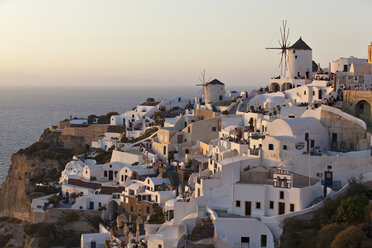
[91,241,96,248]
[89,202,94,210]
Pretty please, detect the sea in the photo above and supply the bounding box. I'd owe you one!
[0,86,198,186]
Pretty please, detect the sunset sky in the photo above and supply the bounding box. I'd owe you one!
[0,0,371,89]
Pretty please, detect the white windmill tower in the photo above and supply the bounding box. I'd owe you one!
[196,69,212,104]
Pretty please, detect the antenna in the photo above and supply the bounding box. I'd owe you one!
[266,20,291,77]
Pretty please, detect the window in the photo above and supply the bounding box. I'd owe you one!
[312,91,315,96]
[304,91,306,95]
[241,237,250,243]
[158,245,162,248]
[268,144,274,150]
[104,171,107,177]
[188,127,191,133]
[293,50,296,54]
[85,170,88,174]
[163,146,167,155]
[295,55,298,59]
[256,202,261,209]
[283,145,287,150]
[305,133,309,141]
[261,235,267,247]
[290,203,295,212]
[279,191,284,199]
[269,201,274,209]
[212,127,217,132]
[236,200,241,208]
[98,202,102,208]
[146,206,150,214]
[311,140,315,148]
[121,175,124,182]
[130,206,133,212]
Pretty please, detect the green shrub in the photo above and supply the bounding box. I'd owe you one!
[331,226,367,248]
[64,211,79,223]
[334,194,369,224]
[316,223,346,248]
[48,195,60,208]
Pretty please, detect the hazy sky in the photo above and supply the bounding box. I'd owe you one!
[0,0,371,89]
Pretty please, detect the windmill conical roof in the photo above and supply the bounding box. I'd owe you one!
[207,79,224,85]
[289,37,312,50]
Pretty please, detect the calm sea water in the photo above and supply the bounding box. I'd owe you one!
[0,86,197,186]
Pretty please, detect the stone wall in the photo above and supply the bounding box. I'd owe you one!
[320,107,371,151]
[121,195,155,216]
[59,124,110,145]
[343,90,372,127]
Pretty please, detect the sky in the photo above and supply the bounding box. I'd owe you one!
[0,0,371,90]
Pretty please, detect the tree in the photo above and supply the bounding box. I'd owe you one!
[248,118,254,131]
[331,226,367,248]
[316,223,346,248]
[335,194,369,224]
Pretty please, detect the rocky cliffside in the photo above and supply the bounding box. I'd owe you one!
[0,129,85,221]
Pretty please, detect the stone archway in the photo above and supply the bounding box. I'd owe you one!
[270,83,280,92]
[281,82,292,91]
[104,200,119,221]
[355,100,371,124]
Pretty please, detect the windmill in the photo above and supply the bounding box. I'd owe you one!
[266,20,291,77]
[196,69,212,103]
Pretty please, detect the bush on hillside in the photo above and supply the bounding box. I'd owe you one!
[316,223,346,248]
[330,226,367,248]
[334,194,369,224]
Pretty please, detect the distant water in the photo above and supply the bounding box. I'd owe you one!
[0,86,197,186]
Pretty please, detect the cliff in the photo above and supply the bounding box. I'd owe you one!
[0,129,85,221]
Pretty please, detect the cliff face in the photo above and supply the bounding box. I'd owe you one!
[0,129,85,221]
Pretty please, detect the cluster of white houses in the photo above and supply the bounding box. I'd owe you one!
[30,40,372,248]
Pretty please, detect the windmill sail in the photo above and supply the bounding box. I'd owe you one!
[266,20,290,77]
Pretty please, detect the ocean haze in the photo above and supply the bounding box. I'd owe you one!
[0,85,201,185]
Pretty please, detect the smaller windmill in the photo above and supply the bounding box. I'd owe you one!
[196,69,212,103]
[266,20,291,77]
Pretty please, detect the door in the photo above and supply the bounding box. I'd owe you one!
[89,201,94,210]
[318,89,322,100]
[245,201,251,216]
[90,241,96,248]
[278,202,285,215]
[331,133,338,151]
[109,170,113,180]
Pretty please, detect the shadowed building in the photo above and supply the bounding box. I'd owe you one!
[343,90,372,128]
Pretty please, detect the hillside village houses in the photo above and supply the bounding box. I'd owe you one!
[29,39,372,248]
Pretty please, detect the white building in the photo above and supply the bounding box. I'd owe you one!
[81,233,110,248]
